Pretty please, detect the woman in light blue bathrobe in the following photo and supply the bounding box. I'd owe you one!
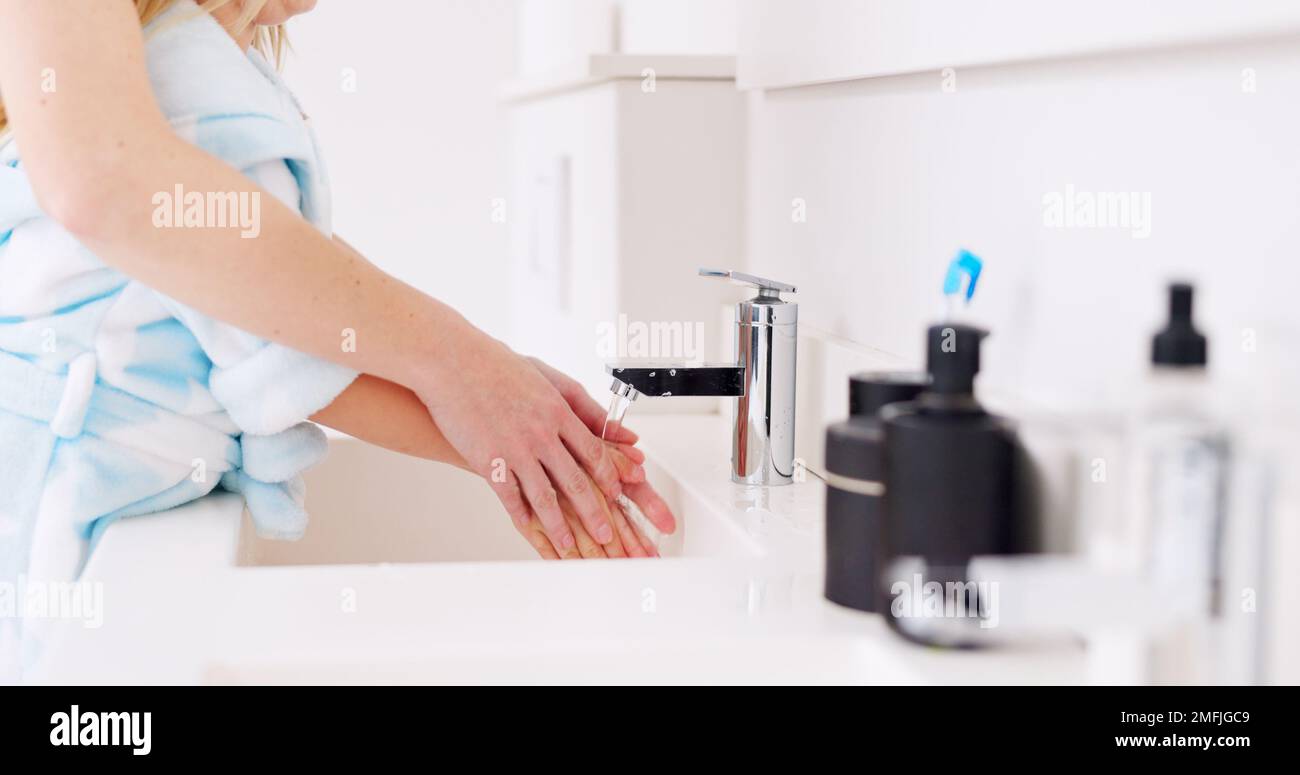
[0,0,676,679]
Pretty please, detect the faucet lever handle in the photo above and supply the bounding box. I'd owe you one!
[698,268,797,298]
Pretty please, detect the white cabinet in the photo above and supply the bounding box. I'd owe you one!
[505,60,745,409]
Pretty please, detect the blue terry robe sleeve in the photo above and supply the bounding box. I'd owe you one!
[0,0,361,678]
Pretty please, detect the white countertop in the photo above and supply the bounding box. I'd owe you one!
[31,414,1085,685]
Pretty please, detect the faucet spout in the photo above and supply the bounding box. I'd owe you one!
[601,268,797,486]
[605,363,745,398]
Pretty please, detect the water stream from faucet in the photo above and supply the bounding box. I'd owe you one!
[601,390,633,443]
[601,391,662,553]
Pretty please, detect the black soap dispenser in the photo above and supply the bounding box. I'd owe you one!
[881,324,1024,646]
[823,372,928,612]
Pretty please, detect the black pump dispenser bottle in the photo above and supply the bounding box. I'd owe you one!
[881,324,1024,646]
[823,372,928,612]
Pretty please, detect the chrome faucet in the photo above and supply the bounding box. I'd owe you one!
[606,268,797,486]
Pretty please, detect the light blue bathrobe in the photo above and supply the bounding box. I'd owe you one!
[0,2,358,676]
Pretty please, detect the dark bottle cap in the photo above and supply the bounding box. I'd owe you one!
[926,324,988,395]
[828,373,926,481]
[849,371,928,418]
[1152,282,1207,367]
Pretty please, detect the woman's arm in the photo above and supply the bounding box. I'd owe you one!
[309,374,470,468]
[310,374,669,560]
[0,0,621,555]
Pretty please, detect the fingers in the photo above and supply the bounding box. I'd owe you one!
[600,516,630,558]
[614,442,645,465]
[511,489,658,561]
[563,381,612,435]
[542,438,615,545]
[511,510,560,560]
[623,481,677,535]
[489,469,534,529]
[515,460,576,553]
[607,500,649,559]
[512,504,589,561]
[496,456,668,561]
[595,410,638,445]
[561,501,607,560]
[606,443,646,484]
[533,357,639,444]
[595,399,639,444]
[600,444,676,535]
[560,416,623,502]
[631,517,660,557]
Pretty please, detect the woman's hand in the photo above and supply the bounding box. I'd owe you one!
[606,443,677,537]
[527,357,638,445]
[415,327,624,555]
[313,371,676,560]
[511,487,649,560]
[509,443,677,560]
[526,357,682,555]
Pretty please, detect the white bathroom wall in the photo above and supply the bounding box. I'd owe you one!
[738,5,1300,681]
[281,1,517,338]
[618,0,737,55]
[744,37,1300,415]
[736,0,1300,89]
[513,0,738,77]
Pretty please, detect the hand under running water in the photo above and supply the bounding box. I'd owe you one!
[509,442,678,559]
[314,359,677,561]
[520,357,677,559]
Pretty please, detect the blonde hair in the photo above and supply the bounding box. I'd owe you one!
[0,0,287,136]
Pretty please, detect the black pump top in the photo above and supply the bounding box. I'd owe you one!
[926,323,987,395]
[1152,282,1207,367]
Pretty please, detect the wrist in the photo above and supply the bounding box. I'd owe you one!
[403,304,485,404]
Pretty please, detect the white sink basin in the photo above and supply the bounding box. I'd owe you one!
[236,436,761,566]
[32,415,1086,685]
[199,621,1083,685]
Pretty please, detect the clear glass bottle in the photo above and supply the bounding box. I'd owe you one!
[1129,282,1231,682]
